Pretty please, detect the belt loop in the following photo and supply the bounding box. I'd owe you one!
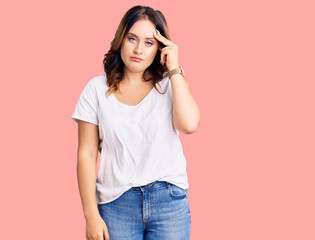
[166,182,171,191]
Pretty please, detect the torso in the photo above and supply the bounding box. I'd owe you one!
[114,80,154,106]
[114,80,156,186]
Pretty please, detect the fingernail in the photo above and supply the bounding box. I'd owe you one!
[156,29,160,35]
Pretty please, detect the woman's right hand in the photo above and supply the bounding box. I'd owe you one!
[86,215,110,240]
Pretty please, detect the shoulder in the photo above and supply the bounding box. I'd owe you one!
[88,73,107,87]
[83,73,108,93]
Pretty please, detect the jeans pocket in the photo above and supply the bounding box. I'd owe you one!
[167,182,187,198]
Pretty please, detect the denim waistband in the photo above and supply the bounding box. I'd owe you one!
[130,181,168,191]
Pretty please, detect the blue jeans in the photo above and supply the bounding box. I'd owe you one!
[97,181,191,240]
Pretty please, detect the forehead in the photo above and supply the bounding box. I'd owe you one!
[127,19,156,39]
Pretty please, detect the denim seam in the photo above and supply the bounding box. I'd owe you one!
[147,191,153,222]
[167,182,187,198]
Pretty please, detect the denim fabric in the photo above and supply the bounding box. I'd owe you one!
[97,181,191,240]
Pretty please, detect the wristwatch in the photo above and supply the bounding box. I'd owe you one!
[168,66,185,78]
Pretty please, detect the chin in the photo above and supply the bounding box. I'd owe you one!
[126,64,148,72]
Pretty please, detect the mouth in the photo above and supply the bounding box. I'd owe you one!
[131,56,143,62]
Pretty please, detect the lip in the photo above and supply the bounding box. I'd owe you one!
[131,56,143,62]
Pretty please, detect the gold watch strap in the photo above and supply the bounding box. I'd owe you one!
[168,67,182,78]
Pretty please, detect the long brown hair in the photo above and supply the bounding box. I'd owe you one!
[103,5,171,98]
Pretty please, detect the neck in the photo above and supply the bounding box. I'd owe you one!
[122,67,150,85]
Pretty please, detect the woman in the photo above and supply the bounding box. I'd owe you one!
[71,5,200,240]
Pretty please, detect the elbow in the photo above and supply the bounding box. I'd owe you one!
[182,121,200,135]
[185,126,198,135]
[185,117,201,135]
[174,114,201,135]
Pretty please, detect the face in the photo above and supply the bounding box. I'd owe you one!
[120,19,159,75]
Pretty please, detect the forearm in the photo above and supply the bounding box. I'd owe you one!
[77,151,99,220]
[170,74,201,134]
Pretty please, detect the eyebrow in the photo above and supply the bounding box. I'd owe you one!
[127,33,156,40]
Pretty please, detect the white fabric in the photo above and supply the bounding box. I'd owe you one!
[71,73,189,204]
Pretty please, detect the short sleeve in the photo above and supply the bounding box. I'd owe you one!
[71,80,99,125]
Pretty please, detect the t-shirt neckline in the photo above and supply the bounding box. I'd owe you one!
[112,85,155,108]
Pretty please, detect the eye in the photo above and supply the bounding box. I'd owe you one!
[127,37,153,46]
[127,37,136,42]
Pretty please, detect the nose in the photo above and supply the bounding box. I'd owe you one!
[133,42,143,55]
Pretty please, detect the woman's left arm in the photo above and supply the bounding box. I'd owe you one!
[170,73,201,134]
[153,29,201,134]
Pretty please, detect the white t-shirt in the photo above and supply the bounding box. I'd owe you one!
[71,73,189,204]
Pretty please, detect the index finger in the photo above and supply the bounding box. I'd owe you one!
[153,30,174,47]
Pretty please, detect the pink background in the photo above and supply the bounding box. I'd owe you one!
[1,0,314,239]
